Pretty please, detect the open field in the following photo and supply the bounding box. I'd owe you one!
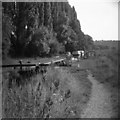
[75,41,119,117]
[94,40,118,50]
[2,1,119,118]
[1,40,119,118]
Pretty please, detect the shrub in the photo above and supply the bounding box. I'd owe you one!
[25,26,51,57]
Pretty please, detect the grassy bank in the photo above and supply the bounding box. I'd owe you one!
[75,47,119,88]
[2,65,92,118]
[74,44,119,117]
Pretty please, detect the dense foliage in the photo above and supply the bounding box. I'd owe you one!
[2,2,94,58]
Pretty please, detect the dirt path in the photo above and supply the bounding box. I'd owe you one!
[81,70,115,118]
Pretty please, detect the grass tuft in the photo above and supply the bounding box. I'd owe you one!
[2,65,92,118]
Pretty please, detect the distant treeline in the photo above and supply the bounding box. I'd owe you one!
[2,2,94,58]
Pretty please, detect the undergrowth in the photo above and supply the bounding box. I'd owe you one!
[92,49,119,88]
[2,66,92,118]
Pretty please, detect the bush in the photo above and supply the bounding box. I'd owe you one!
[25,26,63,57]
[25,26,51,57]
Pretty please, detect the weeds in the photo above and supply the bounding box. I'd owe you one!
[90,48,119,88]
[2,65,92,118]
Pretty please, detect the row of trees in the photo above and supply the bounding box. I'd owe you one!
[2,2,94,58]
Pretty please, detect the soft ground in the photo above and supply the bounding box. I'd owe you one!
[81,70,118,118]
[2,56,119,118]
[2,42,119,118]
[75,46,119,118]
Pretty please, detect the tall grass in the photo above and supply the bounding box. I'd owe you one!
[2,66,92,118]
[3,70,44,118]
[91,48,119,88]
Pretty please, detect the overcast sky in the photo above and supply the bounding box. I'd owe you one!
[68,0,119,40]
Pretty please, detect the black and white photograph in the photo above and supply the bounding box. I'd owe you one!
[0,0,119,118]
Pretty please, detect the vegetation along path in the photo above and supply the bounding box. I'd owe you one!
[81,70,115,118]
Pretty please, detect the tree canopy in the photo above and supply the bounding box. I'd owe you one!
[2,2,94,58]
